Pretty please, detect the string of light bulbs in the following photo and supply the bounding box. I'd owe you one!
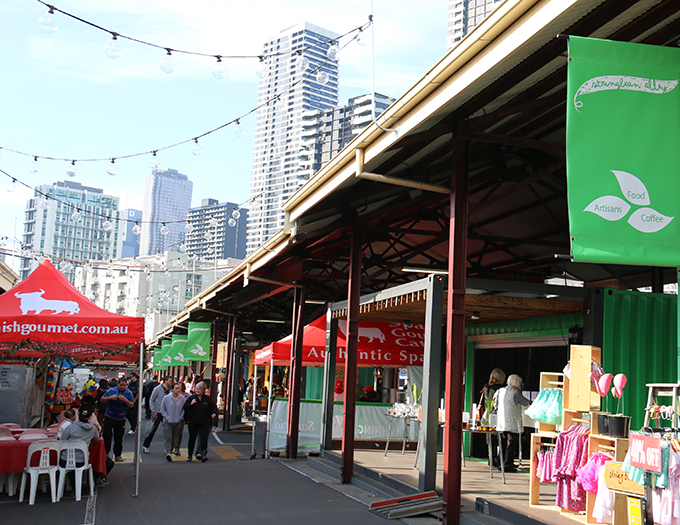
[35,0,368,66]
[2,14,368,176]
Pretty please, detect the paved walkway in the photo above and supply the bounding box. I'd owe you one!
[0,422,407,525]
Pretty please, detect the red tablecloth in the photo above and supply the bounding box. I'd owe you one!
[0,438,107,478]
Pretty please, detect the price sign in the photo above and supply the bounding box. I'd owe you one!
[603,461,644,496]
[629,433,662,473]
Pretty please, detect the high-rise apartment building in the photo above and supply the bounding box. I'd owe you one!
[121,209,142,258]
[140,168,193,256]
[20,181,122,281]
[447,0,501,49]
[186,199,248,261]
[246,22,340,254]
[302,93,395,168]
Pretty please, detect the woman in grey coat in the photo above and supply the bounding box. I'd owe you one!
[495,374,531,472]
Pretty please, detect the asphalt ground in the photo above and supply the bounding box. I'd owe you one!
[0,419,408,525]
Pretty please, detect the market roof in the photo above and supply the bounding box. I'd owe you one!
[154,0,680,347]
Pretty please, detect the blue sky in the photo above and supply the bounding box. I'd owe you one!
[0,0,448,271]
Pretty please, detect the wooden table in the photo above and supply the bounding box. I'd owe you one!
[463,427,506,483]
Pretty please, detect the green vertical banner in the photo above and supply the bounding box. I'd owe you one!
[160,339,173,369]
[567,37,680,266]
[152,345,166,370]
[186,322,212,362]
[170,334,189,366]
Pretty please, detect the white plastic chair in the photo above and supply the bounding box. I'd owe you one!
[57,440,94,502]
[18,439,61,505]
[0,423,20,429]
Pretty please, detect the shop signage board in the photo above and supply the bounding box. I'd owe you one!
[628,433,662,473]
[603,461,644,496]
[566,37,680,266]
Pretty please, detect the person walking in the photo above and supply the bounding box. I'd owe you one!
[184,381,217,462]
[174,382,191,456]
[495,374,531,473]
[126,372,140,434]
[161,382,186,461]
[143,376,159,419]
[143,376,172,454]
[100,377,135,462]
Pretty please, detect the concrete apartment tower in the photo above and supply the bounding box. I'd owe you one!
[139,168,193,256]
[20,180,122,281]
[447,0,502,49]
[246,22,339,254]
[186,199,248,261]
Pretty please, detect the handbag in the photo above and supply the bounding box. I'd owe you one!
[475,388,486,421]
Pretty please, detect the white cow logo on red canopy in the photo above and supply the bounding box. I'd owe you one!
[14,289,81,315]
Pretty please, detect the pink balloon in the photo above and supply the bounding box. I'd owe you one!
[611,374,627,398]
[593,373,613,397]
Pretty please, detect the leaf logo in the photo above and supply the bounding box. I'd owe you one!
[189,344,207,357]
[584,170,673,233]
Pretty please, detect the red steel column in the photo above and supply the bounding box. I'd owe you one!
[442,136,469,525]
[286,285,306,458]
[210,320,220,402]
[341,227,362,483]
[223,316,236,431]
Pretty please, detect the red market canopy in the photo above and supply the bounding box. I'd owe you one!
[0,260,144,361]
[254,315,424,367]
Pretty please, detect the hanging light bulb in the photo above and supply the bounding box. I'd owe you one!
[59,260,68,270]
[5,178,17,193]
[146,274,152,282]
[257,58,269,79]
[185,221,194,234]
[148,152,160,169]
[66,160,77,178]
[327,44,339,60]
[204,232,213,241]
[160,49,176,74]
[144,266,150,275]
[28,156,40,173]
[212,56,227,80]
[164,269,170,277]
[102,219,113,232]
[228,217,237,227]
[39,198,49,210]
[179,242,187,253]
[104,34,122,59]
[234,120,246,138]
[191,139,203,156]
[208,216,219,228]
[132,222,142,235]
[316,71,329,85]
[357,31,368,46]
[295,55,309,72]
[160,223,169,235]
[173,284,179,293]
[38,7,58,34]
[232,209,241,219]
[71,209,82,222]
[107,159,118,176]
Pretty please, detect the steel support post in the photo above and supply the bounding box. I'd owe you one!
[442,137,469,525]
[223,316,236,431]
[230,340,242,426]
[419,274,445,492]
[210,320,220,400]
[286,285,306,458]
[321,308,338,452]
[342,227,362,483]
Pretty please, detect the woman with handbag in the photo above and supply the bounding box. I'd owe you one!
[479,368,505,467]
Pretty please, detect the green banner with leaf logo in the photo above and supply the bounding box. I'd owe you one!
[186,322,211,362]
[567,37,680,266]
[152,340,172,370]
[169,334,189,366]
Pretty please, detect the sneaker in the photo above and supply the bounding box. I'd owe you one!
[115,456,124,462]
[195,453,202,460]
[186,456,193,462]
[95,478,106,488]
[201,456,208,463]
[166,454,172,462]
[173,449,180,456]
[128,429,135,435]
[142,447,150,454]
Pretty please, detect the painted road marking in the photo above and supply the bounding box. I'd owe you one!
[210,445,243,460]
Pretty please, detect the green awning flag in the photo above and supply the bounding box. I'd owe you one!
[153,340,172,370]
[186,322,211,362]
[567,37,680,266]
[170,334,189,366]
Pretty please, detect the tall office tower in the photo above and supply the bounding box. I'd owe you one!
[246,22,339,254]
[300,93,395,169]
[447,0,501,49]
[20,180,122,281]
[186,199,248,261]
[139,168,193,256]
[121,209,142,258]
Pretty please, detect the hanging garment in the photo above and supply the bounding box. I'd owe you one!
[536,447,556,484]
[591,464,615,524]
[526,388,563,425]
[554,425,590,512]
[576,451,612,494]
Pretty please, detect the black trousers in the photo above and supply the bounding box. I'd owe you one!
[501,431,519,469]
[126,404,138,431]
[103,417,126,457]
[187,421,211,458]
[142,414,164,448]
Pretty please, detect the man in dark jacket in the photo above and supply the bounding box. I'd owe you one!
[126,372,140,434]
[183,381,217,462]
[143,377,159,419]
